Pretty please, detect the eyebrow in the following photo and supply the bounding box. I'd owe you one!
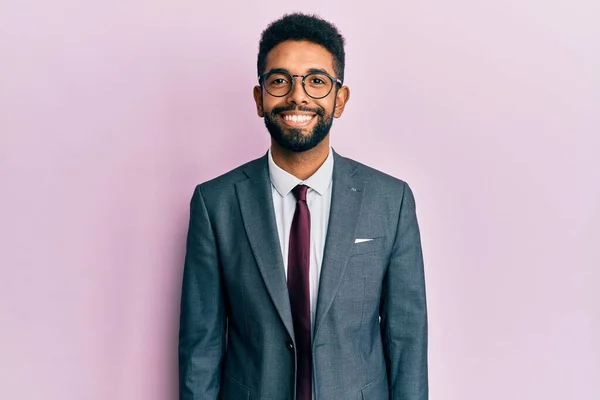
[264,67,333,76]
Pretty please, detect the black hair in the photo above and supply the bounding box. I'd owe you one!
[257,13,346,82]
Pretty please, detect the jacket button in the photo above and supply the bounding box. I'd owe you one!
[287,342,294,351]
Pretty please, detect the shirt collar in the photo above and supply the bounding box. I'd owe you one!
[267,146,334,197]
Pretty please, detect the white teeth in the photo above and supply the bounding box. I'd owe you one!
[283,114,313,123]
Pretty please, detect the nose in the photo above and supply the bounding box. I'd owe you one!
[286,77,309,106]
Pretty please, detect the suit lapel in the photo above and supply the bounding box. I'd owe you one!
[235,153,295,342]
[314,150,365,338]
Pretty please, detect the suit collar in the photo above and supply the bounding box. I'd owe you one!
[236,152,295,341]
[238,148,365,342]
[314,149,365,337]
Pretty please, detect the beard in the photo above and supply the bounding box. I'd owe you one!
[263,103,335,153]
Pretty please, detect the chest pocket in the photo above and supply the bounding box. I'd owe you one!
[350,236,385,257]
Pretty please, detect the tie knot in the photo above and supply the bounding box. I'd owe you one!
[292,184,308,201]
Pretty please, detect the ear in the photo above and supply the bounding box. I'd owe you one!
[333,85,350,118]
[253,85,264,117]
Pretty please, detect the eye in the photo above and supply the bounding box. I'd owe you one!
[266,73,290,87]
[310,77,325,85]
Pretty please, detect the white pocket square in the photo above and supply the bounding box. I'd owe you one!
[354,238,374,243]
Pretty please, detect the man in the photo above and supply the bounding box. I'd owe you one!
[179,13,428,400]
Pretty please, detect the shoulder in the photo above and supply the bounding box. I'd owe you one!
[193,153,267,199]
[335,151,410,195]
[336,152,419,222]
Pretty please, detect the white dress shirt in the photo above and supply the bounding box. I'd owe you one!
[267,146,334,338]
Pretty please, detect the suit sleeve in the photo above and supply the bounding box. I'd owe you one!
[380,182,429,400]
[179,185,226,399]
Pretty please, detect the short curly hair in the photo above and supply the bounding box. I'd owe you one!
[257,13,346,83]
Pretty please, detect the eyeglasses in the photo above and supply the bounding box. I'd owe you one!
[258,70,343,99]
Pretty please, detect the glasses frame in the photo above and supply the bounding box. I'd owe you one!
[258,70,343,99]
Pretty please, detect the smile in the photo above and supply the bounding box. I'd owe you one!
[279,113,316,127]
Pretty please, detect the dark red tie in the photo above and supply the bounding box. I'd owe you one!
[288,184,312,400]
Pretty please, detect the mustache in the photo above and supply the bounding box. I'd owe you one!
[270,105,324,117]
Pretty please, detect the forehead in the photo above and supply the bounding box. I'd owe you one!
[265,40,336,75]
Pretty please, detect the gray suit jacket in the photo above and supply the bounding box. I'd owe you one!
[179,149,428,400]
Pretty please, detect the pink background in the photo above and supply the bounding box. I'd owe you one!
[1,1,599,399]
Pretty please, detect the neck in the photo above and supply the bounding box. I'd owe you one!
[270,138,330,181]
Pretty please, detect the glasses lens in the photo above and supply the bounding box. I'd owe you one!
[304,73,333,98]
[263,72,292,97]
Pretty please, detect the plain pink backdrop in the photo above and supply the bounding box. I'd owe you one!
[1,1,599,399]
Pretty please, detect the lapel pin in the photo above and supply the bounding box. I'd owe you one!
[350,187,357,192]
